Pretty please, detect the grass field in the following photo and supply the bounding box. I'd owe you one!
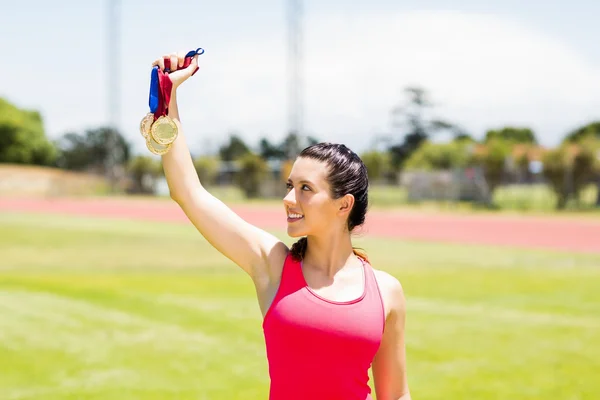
[1,212,599,399]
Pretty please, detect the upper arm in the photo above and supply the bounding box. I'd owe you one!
[175,187,288,283]
[372,272,411,400]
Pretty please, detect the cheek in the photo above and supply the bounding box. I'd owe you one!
[305,195,336,219]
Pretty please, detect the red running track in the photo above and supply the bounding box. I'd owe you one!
[1,197,599,254]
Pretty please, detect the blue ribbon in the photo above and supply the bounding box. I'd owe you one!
[148,48,205,113]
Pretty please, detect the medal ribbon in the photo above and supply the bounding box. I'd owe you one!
[148,47,204,121]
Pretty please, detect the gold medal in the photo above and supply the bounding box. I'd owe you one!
[146,134,171,156]
[150,115,178,145]
[139,113,154,139]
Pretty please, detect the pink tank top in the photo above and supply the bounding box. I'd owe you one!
[262,253,385,400]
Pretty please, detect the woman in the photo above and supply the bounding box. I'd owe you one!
[153,51,411,400]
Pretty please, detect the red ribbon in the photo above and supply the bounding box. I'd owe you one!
[153,57,199,121]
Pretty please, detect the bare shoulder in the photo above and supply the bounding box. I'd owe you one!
[372,268,406,319]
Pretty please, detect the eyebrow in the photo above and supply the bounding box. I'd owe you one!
[287,179,314,186]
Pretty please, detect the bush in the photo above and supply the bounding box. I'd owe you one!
[361,150,392,183]
[472,139,511,194]
[541,141,599,209]
[126,156,162,194]
[193,156,220,186]
[235,153,270,198]
[404,141,472,172]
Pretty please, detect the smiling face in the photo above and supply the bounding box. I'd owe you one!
[283,157,346,238]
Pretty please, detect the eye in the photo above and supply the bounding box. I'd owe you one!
[301,184,311,191]
[286,182,293,190]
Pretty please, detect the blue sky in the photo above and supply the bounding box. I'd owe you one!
[2,0,600,155]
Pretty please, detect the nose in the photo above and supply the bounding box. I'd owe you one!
[283,187,296,207]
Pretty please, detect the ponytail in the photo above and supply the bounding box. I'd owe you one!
[290,237,308,261]
[290,237,369,263]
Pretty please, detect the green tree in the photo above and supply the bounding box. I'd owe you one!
[0,98,57,165]
[281,132,303,160]
[542,146,571,209]
[55,127,131,174]
[259,137,286,160]
[564,121,600,143]
[570,137,600,206]
[404,141,472,171]
[126,155,162,194]
[258,133,320,161]
[235,152,270,198]
[485,127,537,144]
[563,122,600,206]
[193,156,220,186]
[541,141,600,209]
[387,87,464,170]
[472,139,511,195]
[219,134,251,162]
[360,150,391,182]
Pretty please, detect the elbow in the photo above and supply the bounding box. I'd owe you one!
[170,188,192,206]
[170,190,182,204]
[170,186,206,207]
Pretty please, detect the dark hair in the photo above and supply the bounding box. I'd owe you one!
[289,142,369,262]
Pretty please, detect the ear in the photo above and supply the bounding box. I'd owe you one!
[337,194,355,217]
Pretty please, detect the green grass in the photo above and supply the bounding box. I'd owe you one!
[1,212,599,399]
[493,184,599,212]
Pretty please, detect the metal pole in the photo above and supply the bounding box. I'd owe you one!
[287,0,303,148]
[106,0,120,190]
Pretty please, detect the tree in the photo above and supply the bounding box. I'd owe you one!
[0,98,57,166]
[541,141,600,209]
[259,137,286,160]
[360,150,392,182]
[563,122,600,206]
[485,127,537,144]
[404,141,472,171]
[126,155,162,194]
[306,136,320,147]
[55,127,131,175]
[235,152,270,198]
[193,156,220,186]
[281,132,303,160]
[258,133,320,161]
[219,134,251,162]
[472,138,511,195]
[564,121,600,143]
[387,87,463,170]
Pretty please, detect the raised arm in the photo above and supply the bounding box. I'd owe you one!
[153,51,288,284]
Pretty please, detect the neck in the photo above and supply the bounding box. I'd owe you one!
[303,230,357,278]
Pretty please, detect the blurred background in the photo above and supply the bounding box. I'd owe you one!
[1,1,599,399]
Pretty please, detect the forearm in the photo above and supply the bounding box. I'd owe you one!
[161,90,206,201]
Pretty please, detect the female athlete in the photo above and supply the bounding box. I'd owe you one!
[152,51,411,400]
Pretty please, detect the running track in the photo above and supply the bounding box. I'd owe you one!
[1,197,599,255]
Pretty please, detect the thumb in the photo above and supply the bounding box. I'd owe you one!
[185,54,200,77]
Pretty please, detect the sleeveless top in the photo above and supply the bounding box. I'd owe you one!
[262,253,385,400]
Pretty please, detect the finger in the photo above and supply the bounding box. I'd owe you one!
[177,51,185,68]
[157,56,166,71]
[170,54,178,72]
[189,54,200,75]
[180,54,198,76]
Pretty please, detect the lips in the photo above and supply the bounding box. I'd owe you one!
[287,211,304,222]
